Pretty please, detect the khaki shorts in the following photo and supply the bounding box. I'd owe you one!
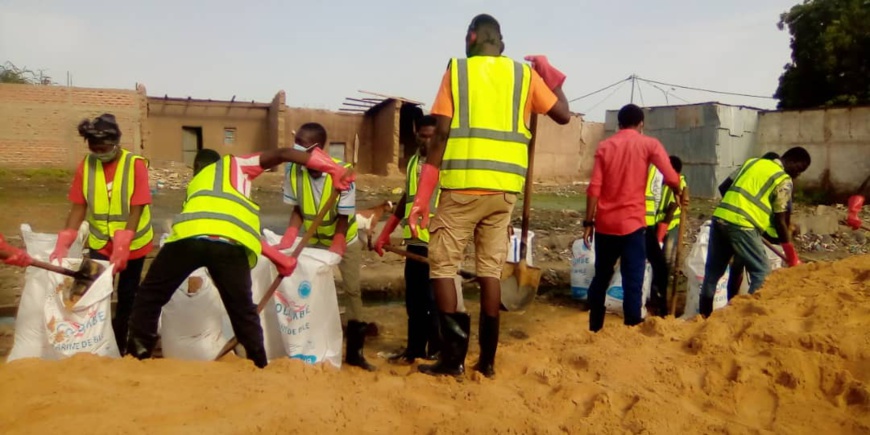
[429,191,517,279]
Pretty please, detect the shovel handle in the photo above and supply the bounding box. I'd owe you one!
[761,239,789,263]
[0,249,77,277]
[668,203,688,316]
[383,245,477,280]
[215,188,342,361]
[519,114,538,260]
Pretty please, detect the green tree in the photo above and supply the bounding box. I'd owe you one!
[775,0,870,109]
[0,62,53,85]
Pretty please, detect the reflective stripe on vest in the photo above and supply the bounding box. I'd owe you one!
[657,175,687,231]
[288,161,358,248]
[165,156,262,267]
[713,158,789,232]
[440,57,532,193]
[644,166,659,226]
[83,149,153,250]
[402,153,440,242]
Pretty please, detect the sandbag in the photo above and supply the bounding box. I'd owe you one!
[603,262,653,318]
[682,221,729,319]
[507,227,535,266]
[7,223,88,362]
[43,259,119,359]
[271,248,343,368]
[158,269,232,361]
[570,238,594,300]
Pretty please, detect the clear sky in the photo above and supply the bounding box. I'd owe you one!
[0,0,798,121]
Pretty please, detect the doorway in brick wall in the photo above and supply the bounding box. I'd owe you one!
[181,127,203,167]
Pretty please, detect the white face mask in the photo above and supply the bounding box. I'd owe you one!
[293,142,318,152]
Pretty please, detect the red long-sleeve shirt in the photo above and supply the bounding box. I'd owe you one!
[587,129,679,236]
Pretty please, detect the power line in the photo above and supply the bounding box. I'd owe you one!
[637,78,645,106]
[638,77,775,100]
[642,80,691,105]
[582,80,629,114]
[569,77,632,103]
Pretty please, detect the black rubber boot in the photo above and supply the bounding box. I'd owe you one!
[425,310,441,361]
[125,331,157,360]
[473,313,499,378]
[345,320,377,371]
[419,312,470,377]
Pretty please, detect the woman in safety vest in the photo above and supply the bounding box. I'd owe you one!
[50,114,153,353]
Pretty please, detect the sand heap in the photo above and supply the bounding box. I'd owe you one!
[1,256,868,434]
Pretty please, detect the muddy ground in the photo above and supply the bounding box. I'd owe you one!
[1,169,867,359]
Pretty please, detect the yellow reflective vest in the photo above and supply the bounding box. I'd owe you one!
[402,153,440,243]
[713,158,789,233]
[657,175,687,231]
[440,56,532,193]
[644,166,661,227]
[165,156,262,267]
[287,160,358,248]
[82,149,153,251]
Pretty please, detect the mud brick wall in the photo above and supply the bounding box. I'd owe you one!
[0,84,146,169]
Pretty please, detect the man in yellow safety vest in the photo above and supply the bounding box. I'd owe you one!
[407,14,572,378]
[373,115,441,364]
[656,156,689,269]
[273,123,374,371]
[700,147,811,317]
[49,114,153,353]
[127,143,354,368]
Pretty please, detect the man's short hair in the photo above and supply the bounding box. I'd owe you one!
[617,104,644,128]
[194,149,221,175]
[299,122,327,144]
[669,155,683,173]
[416,115,437,129]
[468,14,501,34]
[782,147,811,166]
[761,151,780,160]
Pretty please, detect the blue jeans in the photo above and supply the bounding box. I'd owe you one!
[588,228,647,331]
[700,218,770,316]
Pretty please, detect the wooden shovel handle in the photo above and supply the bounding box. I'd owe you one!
[668,204,687,316]
[519,114,538,260]
[383,244,477,279]
[215,189,342,361]
[0,249,77,277]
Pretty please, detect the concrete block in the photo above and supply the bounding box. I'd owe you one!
[778,111,802,144]
[718,105,745,137]
[702,104,722,127]
[824,107,852,143]
[849,107,870,140]
[604,110,619,133]
[794,205,841,236]
[743,109,759,133]
[756,112,781,146]
[675,105,703,131]
[716,129,734,166]
[646,106,676,130]
[798,110,825,143]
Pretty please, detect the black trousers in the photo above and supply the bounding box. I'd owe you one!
[127,238,267,367]
[89,251,144,354]
[404,244,438,357]
[645,225,669,316]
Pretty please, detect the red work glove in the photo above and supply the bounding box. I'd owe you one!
[110,229,135,273]
[846,195,865,230]
[0,235,33,268]
[781,243,801,267]
[524,55,566,90]
[329,233,347,257]
[408,163,439,239]
[656,223,669,244]
[274,226,299,251]
[374,215,401,257]
[306,147,355,191]
[261,241,298,277]
[49,228,79,264]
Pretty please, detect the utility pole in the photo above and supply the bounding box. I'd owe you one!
[629,74,637,104]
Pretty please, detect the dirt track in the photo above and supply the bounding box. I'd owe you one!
[0,255,868,434]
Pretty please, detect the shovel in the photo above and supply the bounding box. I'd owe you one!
[500,114,542,311]
[0,238,105,299]
[214,188,341,361]
[668,200,688,316]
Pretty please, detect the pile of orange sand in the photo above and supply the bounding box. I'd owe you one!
[1,256,868,434]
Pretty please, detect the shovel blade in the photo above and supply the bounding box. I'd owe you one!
[70,258,105,298]
[499,260,541,311]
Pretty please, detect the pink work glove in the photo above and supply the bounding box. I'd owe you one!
[306,147,355,191]
[524,55,566,90]
[110,229,135,273]
[329,233,347,257]
[49,228,79,264]
[0,235,33,268]
[846,195,865,230]
[781,243,801,267]
[274,226,300,251]
[374,215,401,256]
[408,164,439,239]
[656,223,669,244]
[261,241,298,277]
